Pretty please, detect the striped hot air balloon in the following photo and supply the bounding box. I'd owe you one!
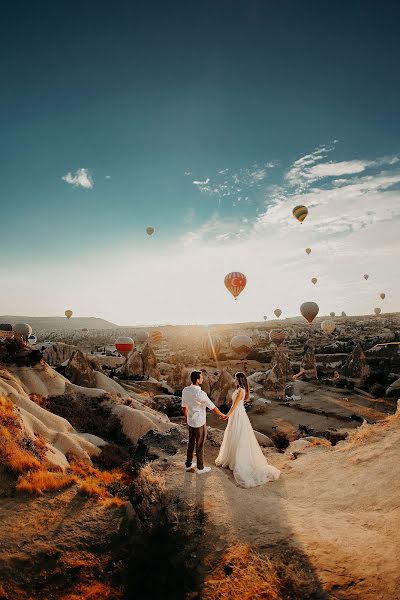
[151,330,162,343]
[224,272,247,300]
[293,205,308,223]
[0,324,14,340]
[269,329,286,346]
[115,336,134,357]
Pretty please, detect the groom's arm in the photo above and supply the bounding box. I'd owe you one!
[202,392,227,420]
[182,405,188,424]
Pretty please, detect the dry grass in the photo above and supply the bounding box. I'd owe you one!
[130,463,166,506]
[60,582,122,600]
[16,470,76,494]
[203,544,281,600]
[29,393,49,409]
[336,410,400,452]
[68,457,128,502]
[0,397,41,472]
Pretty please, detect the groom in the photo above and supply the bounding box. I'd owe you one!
[182,370,227,474]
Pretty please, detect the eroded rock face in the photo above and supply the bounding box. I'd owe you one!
[124,350,144,377]
[65,350,97,388]
[141,343,161,380]
[42,342,78,366]
[263,368,285,401]
[300,345,318,380]
[272,349,293,381]
[340,343,370,386]
[167,363,189,392]
[210,369,236,407]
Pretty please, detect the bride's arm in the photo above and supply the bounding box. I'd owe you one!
[226,389,245,418]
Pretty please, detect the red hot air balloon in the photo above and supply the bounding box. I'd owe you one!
[269,329,286,346]
[224,272,247,300]
[115,337,134,357]
[151,330,162,343]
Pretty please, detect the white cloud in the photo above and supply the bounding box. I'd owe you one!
[105,175,111,180]
[62,168,94,189]
[193,178,210,185]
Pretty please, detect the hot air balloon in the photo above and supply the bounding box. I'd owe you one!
[269,329,286,346]
[363,274,369,281]
[311,277,318,285]
[0,323,13,340]
[137,330,149,344]
[65,310,73,319]
[230,335,253,357]
[115,336,134,357]
[305,248,311,255]
[224,272,247,300]
[263,315,268,321]
[274,309,282,319]
[13,323,32,340]
[203,335,222,360]
[380,293,386,300]
[374,307,381,316]
[293,205,308,223]
[321,320,336,335]
[330,312,335,318]
[28,334,37,345]
[300,302,319,324]
[341,311,347,318]
[150,330,162,344]
[146,227,155,236]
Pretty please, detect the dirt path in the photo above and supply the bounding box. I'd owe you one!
[160,419,400,600]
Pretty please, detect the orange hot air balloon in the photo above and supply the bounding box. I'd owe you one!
[224,272,247,300]
[115,336,134,357]
[151,330,162,343]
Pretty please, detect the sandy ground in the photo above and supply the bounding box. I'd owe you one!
[160,411,400,600]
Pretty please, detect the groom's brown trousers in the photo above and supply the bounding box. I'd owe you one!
[186,425,206,470]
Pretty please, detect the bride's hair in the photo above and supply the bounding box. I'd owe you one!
[234,372,250,401]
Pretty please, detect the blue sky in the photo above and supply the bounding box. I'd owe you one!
[1,1,399,324]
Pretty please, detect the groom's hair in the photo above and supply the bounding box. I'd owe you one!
[190,370,202,384]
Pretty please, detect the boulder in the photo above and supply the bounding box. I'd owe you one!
[272,418,298,442]
[385,377,400,399]
[153,394,182,417]
[65,350,97,388]
[340,343,370,386]
[253,430,275,447]
[142,343,161,380]
[124,350,144,377]
[210,369,236,407]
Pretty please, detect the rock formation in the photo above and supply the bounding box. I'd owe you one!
[340,343,370,386]
[141,343,161,380]
[167,363,189,392]
[65,350,98,388]
[42,342,78,366]
[272,349,293,380]
[263,368,285,401]
[300,344,318,380]
[124,350,144,377]
[210,369,236,407]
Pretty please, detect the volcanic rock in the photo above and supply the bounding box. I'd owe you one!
[210,369,236,407]
[263,368,285,401]
[167,363,189,392]
[124,350,144,377]
[65,350,97,388]
[300,345,318,380]
[340,343,370,386]
[142,343,161,380]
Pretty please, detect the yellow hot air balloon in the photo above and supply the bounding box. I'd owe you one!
[363,274,369,280]
[146,227,155,236]
[374,307,381,316]
[311,277,318,285]
[293,205,308,223]
[300,301,319,324]
[274,309,282,319]
[380,293,386,300]
[305,247,311,255]
[65,310,73,319]
[321,320,336,335]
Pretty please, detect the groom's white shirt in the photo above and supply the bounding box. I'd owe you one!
[182,384,216,428]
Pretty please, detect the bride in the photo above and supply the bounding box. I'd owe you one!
[215,372,281,488]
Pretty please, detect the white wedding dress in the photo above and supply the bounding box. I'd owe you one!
[215,389,281,488]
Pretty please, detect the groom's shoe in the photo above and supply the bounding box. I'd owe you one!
[196,466,211,475]
[185,464,195,471]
